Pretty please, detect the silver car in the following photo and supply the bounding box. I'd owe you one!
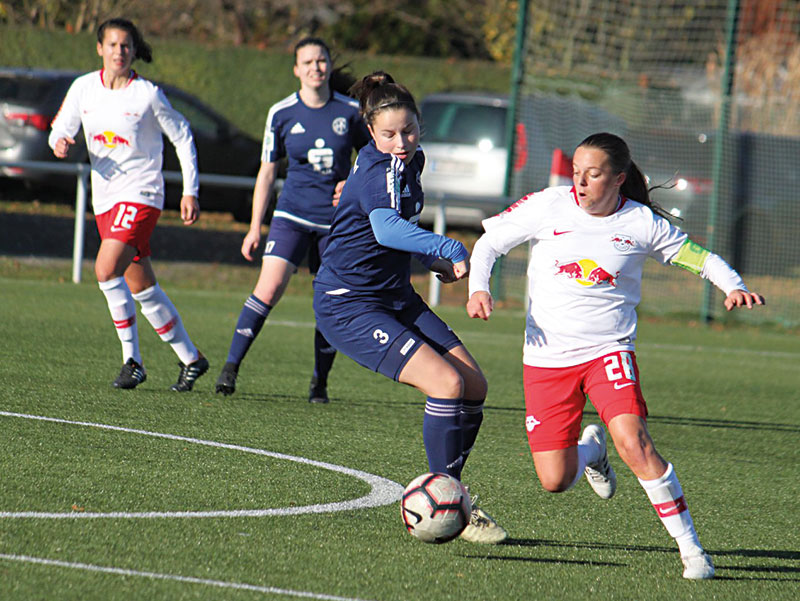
[419,91,511,226]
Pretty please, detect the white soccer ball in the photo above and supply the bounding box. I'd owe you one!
[401,472,471,544]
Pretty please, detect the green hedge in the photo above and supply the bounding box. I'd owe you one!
[1,26,510,139]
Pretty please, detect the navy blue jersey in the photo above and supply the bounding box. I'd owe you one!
[315,140,426,291]
[262,91,369,226]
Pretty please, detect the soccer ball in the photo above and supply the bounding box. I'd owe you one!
[401,472,471,544]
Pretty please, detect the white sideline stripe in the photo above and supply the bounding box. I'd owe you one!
[0,554,377,601]
[265,320,800,359]
[0,412,404,519]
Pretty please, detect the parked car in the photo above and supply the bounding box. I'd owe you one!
[418,91,513,227]
[0,67,263,221]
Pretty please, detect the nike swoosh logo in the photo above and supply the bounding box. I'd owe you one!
[613,382,635,389]
[554,229,572,236]
[110,226,127,232]
[656,505,678,516]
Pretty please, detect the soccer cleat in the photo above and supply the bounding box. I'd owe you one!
[459,491,508,544]
[170,354,209,392]
[215,362,238,396]
[308,376,330,404]
[581,424,617,499]
[681,551,715,580]
[113,358,147,389]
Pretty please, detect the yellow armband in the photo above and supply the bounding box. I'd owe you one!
[671,240,710,275]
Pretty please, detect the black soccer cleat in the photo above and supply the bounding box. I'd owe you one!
[113,358,147,389]
[308,376,329,404]
[171,354,209,392]
[215,361,239,396]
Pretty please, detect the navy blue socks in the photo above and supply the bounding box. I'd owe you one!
[225,294,271,365]
[423,396,464,478]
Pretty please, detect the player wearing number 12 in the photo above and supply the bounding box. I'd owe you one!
[49,17,208,391]
[467,132,765,578]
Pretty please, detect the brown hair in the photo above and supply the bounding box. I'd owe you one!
[348,71,419,126]
[97,18,152,63]
[292,36,355,96]
[577,132,674,220]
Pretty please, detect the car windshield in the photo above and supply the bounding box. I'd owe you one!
[421,100,506,147]
[0,76,55,102]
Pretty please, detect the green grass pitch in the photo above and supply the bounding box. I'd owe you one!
[1,275,798,600]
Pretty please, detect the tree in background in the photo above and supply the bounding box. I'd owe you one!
[0,0,519,61]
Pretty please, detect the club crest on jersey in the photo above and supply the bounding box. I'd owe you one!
[331,117,348,135]
[554,259,619,287]
[611,233,635,252]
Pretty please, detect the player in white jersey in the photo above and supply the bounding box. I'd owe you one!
[49,18,208,391]
[468,132,764,579]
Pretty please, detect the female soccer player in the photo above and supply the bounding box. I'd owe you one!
[313,71,506,544]
[49,17,208,391]
[215,37,370,402]
[467,132,765,577]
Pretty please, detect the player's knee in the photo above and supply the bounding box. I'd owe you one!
[434,368,464,399]
[614,431,654,470]
[538,471,575,493]
[465,370,488,401]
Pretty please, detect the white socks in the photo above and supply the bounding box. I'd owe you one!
[98,277,141,364]
[132,283,198,365]
[567,434,603,490]
[639,463,704,556]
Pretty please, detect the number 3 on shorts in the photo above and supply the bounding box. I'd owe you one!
[112,203,138,231]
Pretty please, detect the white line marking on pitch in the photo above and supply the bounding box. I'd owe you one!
[0,554,378,601]
[0,412,404,519]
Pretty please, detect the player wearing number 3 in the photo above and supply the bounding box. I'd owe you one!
[468,132,764,579]
[313,71,507,544]
[49,18,208,391]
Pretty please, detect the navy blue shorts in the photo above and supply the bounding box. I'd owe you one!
[313,285,463,381]
[263,216,329,273]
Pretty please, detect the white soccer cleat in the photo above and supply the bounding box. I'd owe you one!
[459,491,508,544]
[581,424,617,499]
[681,551,715,580]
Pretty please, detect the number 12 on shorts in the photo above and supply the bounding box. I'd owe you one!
[112,203,138,231]
[604,351,636,385]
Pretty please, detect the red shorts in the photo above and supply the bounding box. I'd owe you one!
[95,202,161,260]
[523,350,648,453]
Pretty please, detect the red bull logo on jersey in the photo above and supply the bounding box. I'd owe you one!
[92,130,131,148]
[555,259,619,287]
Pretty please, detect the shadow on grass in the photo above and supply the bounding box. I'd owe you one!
[342,397,800,435]
[482,538,800,581]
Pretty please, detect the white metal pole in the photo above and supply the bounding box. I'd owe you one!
[72,166,89,284]
[428,198,446,307]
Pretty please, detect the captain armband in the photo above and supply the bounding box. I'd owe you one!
[670,239,710,275]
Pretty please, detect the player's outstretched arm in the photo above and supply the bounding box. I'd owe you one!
[467,290,493,320]
[724,289,765,311]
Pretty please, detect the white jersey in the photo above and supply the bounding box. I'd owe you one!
[49,70,198,215]
[469,186,746,367]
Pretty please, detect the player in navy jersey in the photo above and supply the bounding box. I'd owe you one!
[313,71,507,544]
[215,38,370,401]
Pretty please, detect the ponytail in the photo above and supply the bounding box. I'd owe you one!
[577,132,674,221]
[349,71,419,126]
